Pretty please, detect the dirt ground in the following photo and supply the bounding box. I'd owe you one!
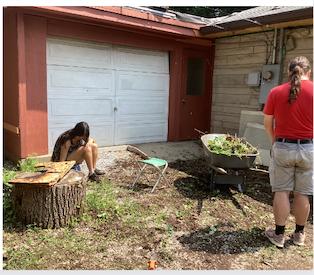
[3,150,313,270]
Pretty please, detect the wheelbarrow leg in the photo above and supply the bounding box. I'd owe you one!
[210,168,216,191]
[236,171,247,193]
[242,175,247,193]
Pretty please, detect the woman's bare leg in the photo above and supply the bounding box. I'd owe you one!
[68,145,94,172]
[86,138,98,169]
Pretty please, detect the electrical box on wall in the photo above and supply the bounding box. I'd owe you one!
[259,64,282,104]
[248,71,261,86]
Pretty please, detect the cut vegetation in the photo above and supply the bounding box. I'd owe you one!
[207,135,258,157]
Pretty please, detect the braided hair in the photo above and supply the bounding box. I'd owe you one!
[288,56,311,105]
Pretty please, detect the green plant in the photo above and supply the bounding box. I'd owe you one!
[183,203,193,210]
[166,224,173,235]
[206,225,217,235]
[3,168,17,184]
[301,250,313,257]
[3,168,17,224]
[207,135,257,157]
[67,217,81,229]
[87,180,127,222]
[18,154,39,172]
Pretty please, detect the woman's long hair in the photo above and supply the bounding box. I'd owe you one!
[288,56,311,105]
[59,122,90,146]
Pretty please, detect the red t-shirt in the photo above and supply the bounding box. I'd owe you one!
[263,80,313,139]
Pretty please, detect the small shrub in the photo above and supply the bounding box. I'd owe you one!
[3,168,17,224]
[18,154,39,172]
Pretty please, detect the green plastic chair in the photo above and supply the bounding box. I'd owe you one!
[132,158,171,192]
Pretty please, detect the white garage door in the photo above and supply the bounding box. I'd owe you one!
[47,36,169,152]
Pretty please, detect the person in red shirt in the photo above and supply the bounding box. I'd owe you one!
[263,56,313,248]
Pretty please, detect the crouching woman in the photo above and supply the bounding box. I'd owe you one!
[51,121,104,183]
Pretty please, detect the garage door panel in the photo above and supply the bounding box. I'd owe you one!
[115,97,168,120]
[115,120,167,145]
[49,71,112,89]
[117,72,169,96]
[48,92,113,100]
[48,99,114,121]
[87,123,114,147]
[114,46,168,73]
[47,66,114,93]
[47,36,113,69]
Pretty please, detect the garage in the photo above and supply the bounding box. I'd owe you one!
[47,36,170,152]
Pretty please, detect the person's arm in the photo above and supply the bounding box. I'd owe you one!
[264,114,275,145]
[59,139,71,162]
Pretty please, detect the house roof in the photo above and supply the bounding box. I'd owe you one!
[199,6,313,35]
[125,6,313,38]
[10,5,313,42]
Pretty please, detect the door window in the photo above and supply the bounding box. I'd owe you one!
[186,57,205,96]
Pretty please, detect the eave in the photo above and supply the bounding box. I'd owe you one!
[13,6,210,46]
[202,18,313,39]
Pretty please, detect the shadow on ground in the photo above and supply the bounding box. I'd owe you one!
[177,224,301,255]
[169,158,272,214]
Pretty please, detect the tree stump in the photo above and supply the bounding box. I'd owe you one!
[11,170,87,229]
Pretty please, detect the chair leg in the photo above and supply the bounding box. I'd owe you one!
[161,163,171,187]
[151,164,171,193]
[151,172,163,193]
[132,163,148,188]
[136,161,149,182]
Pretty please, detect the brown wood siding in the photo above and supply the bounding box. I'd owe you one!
[3,10,21,158]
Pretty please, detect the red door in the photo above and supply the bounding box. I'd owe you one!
[180,49,212,140]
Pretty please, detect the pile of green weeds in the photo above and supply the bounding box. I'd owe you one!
[207,135,257,157]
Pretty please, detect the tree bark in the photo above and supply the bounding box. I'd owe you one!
[11,170,87,229]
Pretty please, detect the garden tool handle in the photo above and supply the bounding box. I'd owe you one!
[149,259,156,270]
[149,252,157,270]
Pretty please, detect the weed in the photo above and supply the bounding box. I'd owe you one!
[87,179,125,221]
[284,225,294,233]
[183,203,193,210]
[18,154,39,172]
[262,246,277,260]
[68,217,81,229]
[161,247,176,261]
[25,223,41,233]
[204,225,217,235]
[166,224,173,235]
[174,209,186,219]
[301,250,313,257]
[3,156,42,225]
[154,211,168,223]
[3,168,17,184]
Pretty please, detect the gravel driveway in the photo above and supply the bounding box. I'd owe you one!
[80,149,136,175]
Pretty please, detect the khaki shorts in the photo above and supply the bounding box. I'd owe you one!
[269,141,313,195]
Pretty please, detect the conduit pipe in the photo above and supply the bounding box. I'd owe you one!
[278,27,284,64]
[272,28,278,64]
